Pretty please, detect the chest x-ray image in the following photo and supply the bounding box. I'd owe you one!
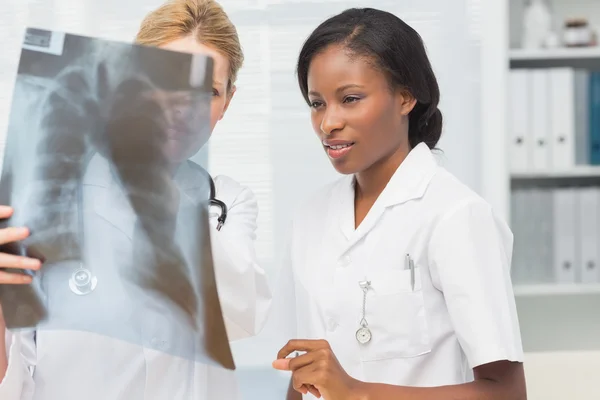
[0,28,234,369]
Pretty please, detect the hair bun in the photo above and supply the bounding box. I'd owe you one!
[409,104,442,149]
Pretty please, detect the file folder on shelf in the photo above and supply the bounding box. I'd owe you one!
[509,69,531,171]
[552,188,578,284]
[531,69,551,171]
[578,187,600,284]
[550,68,576,169]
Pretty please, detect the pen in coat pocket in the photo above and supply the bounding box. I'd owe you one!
[405,253,415,291]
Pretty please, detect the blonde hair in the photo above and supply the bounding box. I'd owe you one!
[136,0,243,92]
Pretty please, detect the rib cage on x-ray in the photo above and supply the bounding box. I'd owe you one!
[25,66,97,264]
[27,62,199,327]
[0,30,234,368]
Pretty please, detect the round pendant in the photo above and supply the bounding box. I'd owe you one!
[69,267,98,295]
[355,326,372,344]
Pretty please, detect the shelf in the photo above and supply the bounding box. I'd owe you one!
[511,166,600,179]
[510,47,600,61]
[514,283,600,297]
[509,47,600,69]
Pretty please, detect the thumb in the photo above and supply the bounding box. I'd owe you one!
[272,358,291,371]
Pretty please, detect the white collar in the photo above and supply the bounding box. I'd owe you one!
[334,142,439,241]
[338,142,438,208]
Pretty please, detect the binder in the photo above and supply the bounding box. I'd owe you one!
[552,188,578,283]
[508,69,531,171]
[529,188,544,282]
[574,70,590,165]
[510,189,526,283]
[538,188,555,283]
[549,68,575,169]
[589,72,600,165]
[578,188,600,283]
[530,70,551,170]
[523,189,541,283]
[511,188,540,284]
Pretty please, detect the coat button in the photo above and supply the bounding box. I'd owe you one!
[327,318,338,332]
[338,255,351,267]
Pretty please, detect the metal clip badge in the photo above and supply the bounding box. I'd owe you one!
[356,280,372,344]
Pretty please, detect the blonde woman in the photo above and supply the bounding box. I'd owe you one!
[0,1,271,399]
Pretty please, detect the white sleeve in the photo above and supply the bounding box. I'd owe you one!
[0,330,35,399]
[210,185,272,341]
[428,199,524,369]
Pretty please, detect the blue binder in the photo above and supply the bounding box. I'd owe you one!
[589,72,600,164]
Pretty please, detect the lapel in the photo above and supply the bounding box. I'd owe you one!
[336,143,438,255]
[83,153,136,239]
[84,155,208,240]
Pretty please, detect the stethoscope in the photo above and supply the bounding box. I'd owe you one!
[68,160,228,296]
[207,173,228,231]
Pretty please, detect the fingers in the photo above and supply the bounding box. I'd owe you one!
[0,269,33,285]
[305,384,321,398]
[0,216,41,273]
[0,226,30,246]
[274,358,319,396]
[0,205,13,219]
[298,384,321,398]
[0,252,41,270]
[288,350,330,398]
[277,339,330,360]
[272,358,290,370]
[291,364,322,397]
[288,350,327,371]
[275,339,331,398]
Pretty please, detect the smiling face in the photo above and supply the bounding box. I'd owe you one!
[157,35,235,164]
[306,45,416,176]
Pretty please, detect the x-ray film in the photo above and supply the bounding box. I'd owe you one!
[0,28,234,370]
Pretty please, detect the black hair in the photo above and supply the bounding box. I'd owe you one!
[297,7,443,149]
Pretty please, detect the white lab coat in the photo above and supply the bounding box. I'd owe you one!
[0,153,272,399]
[279,142,523,398]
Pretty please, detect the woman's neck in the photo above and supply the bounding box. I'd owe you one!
[355,145,411,201]
[353,145,410,229]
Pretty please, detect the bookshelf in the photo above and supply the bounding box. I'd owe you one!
[503,0,600,363]
[510,47,600,60]
[511,165,600,179]
[514,283,600,297]
[510,47,600,69]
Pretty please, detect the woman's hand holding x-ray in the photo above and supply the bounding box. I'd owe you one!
[0,206,41,286]
[0,204,42,378]
[0,205,42,331]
